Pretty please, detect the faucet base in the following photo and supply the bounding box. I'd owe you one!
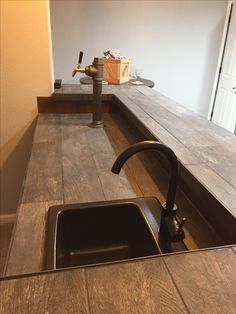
[88,121,104,128]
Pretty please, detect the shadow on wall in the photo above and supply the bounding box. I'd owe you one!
[0,118,37,215]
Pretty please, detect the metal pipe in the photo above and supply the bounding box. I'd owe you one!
[72,54,104,127]
[91,58,103,127]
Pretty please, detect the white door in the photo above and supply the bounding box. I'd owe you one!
[211,1,236,134]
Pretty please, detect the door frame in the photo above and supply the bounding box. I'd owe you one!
[208,0,234,121]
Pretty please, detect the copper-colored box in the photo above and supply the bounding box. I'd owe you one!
[103,58,130,84]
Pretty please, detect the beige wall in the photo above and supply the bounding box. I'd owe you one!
[0,0,53,215]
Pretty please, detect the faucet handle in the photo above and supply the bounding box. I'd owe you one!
[72,51,84,77]
[72,69,77,77]
[78,51,84,65]
[178,217,186,232]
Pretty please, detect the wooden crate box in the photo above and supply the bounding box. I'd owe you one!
[103,58,130,84]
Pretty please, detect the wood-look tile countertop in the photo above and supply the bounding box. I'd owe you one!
[1,247,236,313]
[54,84,236,219]
[1,85,236,312]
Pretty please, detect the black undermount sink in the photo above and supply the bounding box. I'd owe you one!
[45,197,162,270]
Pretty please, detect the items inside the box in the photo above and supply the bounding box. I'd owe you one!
[104,50,126,60]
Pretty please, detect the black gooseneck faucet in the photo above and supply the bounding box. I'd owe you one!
[111,140,186,246]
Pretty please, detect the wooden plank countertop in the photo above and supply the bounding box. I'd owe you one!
[53,84,236,219]
[1,85,236,311]
[1,246,236,313]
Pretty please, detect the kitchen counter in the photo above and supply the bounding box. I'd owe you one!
[53,84,236,220]
[1,84,236,312]
[1,246,236,313]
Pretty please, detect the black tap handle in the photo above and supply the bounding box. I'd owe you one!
[78,51,84,65]
[161,215,186,243]
[178,217,186,232]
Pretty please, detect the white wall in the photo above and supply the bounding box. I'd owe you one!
[0,0,53,214]
[50,0,227,117]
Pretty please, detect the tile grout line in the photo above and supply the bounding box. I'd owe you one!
[84,269,92,314]
[231,247,236,255]
[59,115,66,205]
[84,126,107,202]
[162,257,191,314]
[121,89,201,166]
[126,90,236,189]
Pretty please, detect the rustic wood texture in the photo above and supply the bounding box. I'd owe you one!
[104,113,165,199]
[119,87,236,215]
[1,86,234,312]
[22,115,63,203]
[0,223,14,276]
[85,125,136,200]
[104,113,223,249]
[53,83,124,96]
[0,268,89,314]
[1,247,236,313]
[61,114,106,203]
[2,103,236,310]
[50,83,236,219]
[37,97,112,113]
[114,91,200,165]
[187,164,236,218]
[164,248,236,314]
[7,108,231,279]
[5,201,62,277]
[121,88,213,148]
[61,113,137,203]
[21,141,63,203]
[33,113,61,143]
[53,83,236,207]
[6,82,235,272]
[86,257,188,314]
[187,143,236,188]
[116,87,236,242]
